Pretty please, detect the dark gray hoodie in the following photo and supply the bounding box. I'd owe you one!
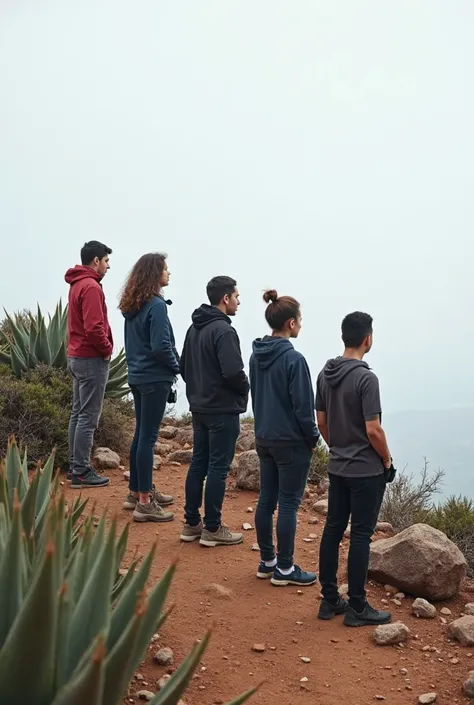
[315,357,384,477]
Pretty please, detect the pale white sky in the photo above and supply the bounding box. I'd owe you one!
[0,0,472,414]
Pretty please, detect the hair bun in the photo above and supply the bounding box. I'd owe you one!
[263,289,278,304]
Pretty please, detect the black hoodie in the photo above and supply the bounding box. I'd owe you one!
[315,357,384,477]
[250,336,320,448]
[180,304,249,414]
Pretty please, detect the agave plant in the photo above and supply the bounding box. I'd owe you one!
[0,440,258,705]
[0,302,129,398]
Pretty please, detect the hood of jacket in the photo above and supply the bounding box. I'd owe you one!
[65,265,102,286]
[322,356,369,387]
[122,295,169,321]
[191,304,231,330]
[251,335,294,370]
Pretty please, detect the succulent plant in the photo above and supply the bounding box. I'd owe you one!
[0,439,258,705]
[0,302,129,398]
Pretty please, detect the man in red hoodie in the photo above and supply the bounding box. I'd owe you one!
[65,241,113,488]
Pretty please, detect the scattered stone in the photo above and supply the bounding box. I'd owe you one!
[440,607,452,616]
[412,598,437,619]
[123,470,130,481]
[236,430,256,453]
[301,657,311,663]
[153,455,161,470]
[450,657,460,664]
[155,441,172,456]
[246,507,254,513]
[252,644,265,652]
[137,691,155,701]
[242,523,253,531]
[308,533,318,539]
[136,674,144,681]
[300,677,309,683]
[160,425,178,440]
[384,585,398,594]
[466,604,474,616]
[339,584,349,598]
[235,451,260,492]
[464,670,474,698]
[373,622,410,646]
[375,697,386,702]
[93,447,121,469]
[395,592,405,600]
[154,647,174,666]
[175,428,194,445]
[157,675,171,690]
[447,616,474,646]
[168,449,193,465]
[251,543,259,551]
[418,695,436,705]
[303,538,314,543]
[308,516,319,525]
[312,499,328,515]
[369,524,467,600]
[315,478,330,495]
[400,668,408,676]
[375,522,395,534]
[204,583,234,600]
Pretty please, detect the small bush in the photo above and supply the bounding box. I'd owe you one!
[424,495,474,577]
[379,459,444,531]
[0,364,133,469]
[308,442,329,484]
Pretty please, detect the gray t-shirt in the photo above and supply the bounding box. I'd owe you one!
[316,357,384,477]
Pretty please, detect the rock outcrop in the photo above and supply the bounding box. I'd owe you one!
[235,450,260,492]
[93,447,121,470]
[369,523,466,600]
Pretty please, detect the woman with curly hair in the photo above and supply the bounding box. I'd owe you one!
[119,252,179,523]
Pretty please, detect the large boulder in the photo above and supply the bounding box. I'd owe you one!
[236,429,256,453]
[93,447,120,470]
[168,449,193,465]
[235,451,260,492]
[447,616,474,646]
[369,524,467,601]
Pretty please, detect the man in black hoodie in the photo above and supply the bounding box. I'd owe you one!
[316,312,394,627]
[179,276,249,547]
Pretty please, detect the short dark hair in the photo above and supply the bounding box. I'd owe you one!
[341,311,373,348]
[263,289,300,330]
[206,276,237,306]
[80,241,112,266]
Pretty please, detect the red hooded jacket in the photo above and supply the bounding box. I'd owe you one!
[65,266,114,358]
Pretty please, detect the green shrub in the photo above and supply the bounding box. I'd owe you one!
[423,495,474,577]
[308,442,329,484]
[0,365,132,470]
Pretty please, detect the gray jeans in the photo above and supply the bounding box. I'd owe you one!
[68,357,110,475]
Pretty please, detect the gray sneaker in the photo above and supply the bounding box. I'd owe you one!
[133,501,174,523]
[180,522,203,543]
[199,524,243,547]
[123,487,174,511]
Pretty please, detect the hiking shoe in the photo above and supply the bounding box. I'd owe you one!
[150,488,174,506]
[199,525,243,547]
[123,492,138,510]
[132,501,174,523]
[271,565,317,587]
[180,522,203,543]
[256,561,276,579]
[344,603,392,627]
[318,596,348,621]
[70,469,109,489]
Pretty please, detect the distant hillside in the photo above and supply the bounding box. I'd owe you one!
[384,407,474,499]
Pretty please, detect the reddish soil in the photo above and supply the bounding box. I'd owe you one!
[66,463,474,705]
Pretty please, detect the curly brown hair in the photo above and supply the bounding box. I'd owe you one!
[119,252,167,313]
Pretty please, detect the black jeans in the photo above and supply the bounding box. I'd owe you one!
[255,445,312,571]
[184,413,240,531]
[319,472,386,612]
[129,381,171,493]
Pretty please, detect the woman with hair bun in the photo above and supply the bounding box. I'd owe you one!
[249,289,320,587]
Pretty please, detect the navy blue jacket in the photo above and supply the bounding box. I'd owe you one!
[250,336,320,448]
[123,296,180,385]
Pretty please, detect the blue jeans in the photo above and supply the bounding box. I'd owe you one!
[255,444,312,570]
[184,413,240,531]
[319,472,386,611]
[129,381,171,493]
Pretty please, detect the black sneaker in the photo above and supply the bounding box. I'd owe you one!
[318,596,348,621]
[271,565,317,587]
[70,469,110,489]
[344,603,392,627]
[256,562,276,580]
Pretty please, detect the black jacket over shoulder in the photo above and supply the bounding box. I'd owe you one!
[180,304,249,415]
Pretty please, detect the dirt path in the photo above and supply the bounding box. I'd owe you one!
[67,463,473,705]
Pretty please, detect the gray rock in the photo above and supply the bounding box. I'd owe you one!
[375,522,395,534]
[465,604,474,616]
[315,478,330,496]
[236,430,256,453]
[154,647,174,666]
[418,695,436,705]
[447,616,474,646]
[373,621,410,646]
[155,441,172,456]
[93,447,120,469]
[369,524,467,601]
[412,598,437,619]
[153,455,161,470]
[235,451,260,492]
[137,691,155,701]
[159,425,177,440]
[168,449,193,464]
[312,499,328,515]
[175,427,194,445]
[464,670,474,698]
[157,674,171,690]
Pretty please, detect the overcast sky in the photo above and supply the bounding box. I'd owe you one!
[1,0,472,415]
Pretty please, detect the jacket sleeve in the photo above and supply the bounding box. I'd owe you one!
[149,302,180,375]
[289,355,320,447]
[179,330,189,382]
[81,284,113,358]
[215,327,250,397]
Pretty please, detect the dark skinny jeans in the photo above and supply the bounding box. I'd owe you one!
[319,472,386,612]
[129,381,171,493]
[255,444,312,571]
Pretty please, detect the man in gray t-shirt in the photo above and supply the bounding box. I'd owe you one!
[315,311,395,627]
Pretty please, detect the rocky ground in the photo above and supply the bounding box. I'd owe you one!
[73,422,474,705]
